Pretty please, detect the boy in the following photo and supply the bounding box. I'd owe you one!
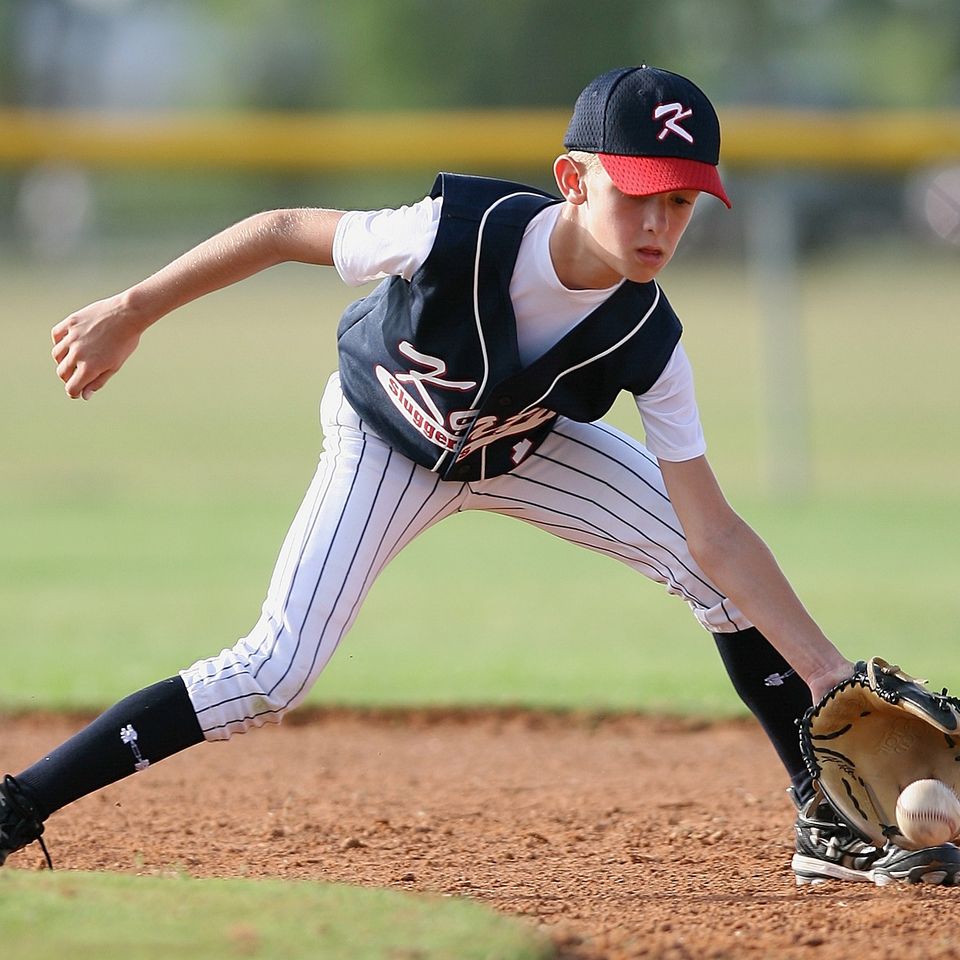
[3,66,957,885]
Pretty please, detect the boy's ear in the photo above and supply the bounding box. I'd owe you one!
[553,154,589,204]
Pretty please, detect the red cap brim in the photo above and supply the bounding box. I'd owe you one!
[597,154,731,208]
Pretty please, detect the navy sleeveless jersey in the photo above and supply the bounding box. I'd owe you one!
[336,173,683,481]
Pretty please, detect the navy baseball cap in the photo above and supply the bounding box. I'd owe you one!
[564,65,731,208]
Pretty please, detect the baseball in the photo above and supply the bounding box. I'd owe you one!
[895,779,960,848]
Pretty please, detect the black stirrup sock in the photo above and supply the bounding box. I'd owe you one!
[713,627,814,804]
[13,676,204,819]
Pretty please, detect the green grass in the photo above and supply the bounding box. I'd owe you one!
[0,871,551,960]
[2,249,959,714]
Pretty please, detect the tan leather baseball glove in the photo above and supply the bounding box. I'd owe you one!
[799,658,960,848]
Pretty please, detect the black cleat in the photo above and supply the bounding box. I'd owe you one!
[0,775,52,869]
[791,788,960,886]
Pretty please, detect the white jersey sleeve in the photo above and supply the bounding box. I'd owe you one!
[634,344,707,462]
[332,196,442,286]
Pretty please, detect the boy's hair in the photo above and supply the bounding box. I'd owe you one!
[566,150,603,175]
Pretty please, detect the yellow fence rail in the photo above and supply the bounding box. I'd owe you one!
[1,108,959,173]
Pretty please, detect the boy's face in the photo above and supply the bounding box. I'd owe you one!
[556,157,699,288]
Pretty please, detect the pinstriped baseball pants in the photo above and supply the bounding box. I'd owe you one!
[180,373,750,739]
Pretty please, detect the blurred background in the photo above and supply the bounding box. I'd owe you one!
[3,0,960,255]
[1,0,958,711]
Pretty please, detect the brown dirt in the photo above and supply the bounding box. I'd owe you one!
[5,710,960,959]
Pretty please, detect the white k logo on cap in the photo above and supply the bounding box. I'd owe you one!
[653,103,695,144]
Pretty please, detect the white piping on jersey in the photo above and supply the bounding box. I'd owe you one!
[431,190,550,474]
[519,281,663,415]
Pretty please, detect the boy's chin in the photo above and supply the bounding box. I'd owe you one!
[623,264,664,284]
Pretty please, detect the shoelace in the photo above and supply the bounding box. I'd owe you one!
[2,775,53,870]
[30,833,53,869]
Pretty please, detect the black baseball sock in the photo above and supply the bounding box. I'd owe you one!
[713,627,813,804]
[13,676,204,819]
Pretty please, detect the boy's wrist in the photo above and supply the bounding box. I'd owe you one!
[119,284,165,333]
[806,658,856,704]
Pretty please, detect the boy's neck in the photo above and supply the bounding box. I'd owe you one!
[548,206,625,292]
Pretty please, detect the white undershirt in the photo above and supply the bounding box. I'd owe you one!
[332,196,706,461]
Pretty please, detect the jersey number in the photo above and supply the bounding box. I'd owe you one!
[511,438,533,466]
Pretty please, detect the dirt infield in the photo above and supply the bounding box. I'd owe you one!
[6,711,960,959]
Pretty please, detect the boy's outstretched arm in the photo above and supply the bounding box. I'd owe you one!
[659,455,854,703]
[51,208,345,400]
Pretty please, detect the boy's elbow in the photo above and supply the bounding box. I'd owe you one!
[685,514,746,578]
[686,533,722,579]
[255,209,304,260]
[261,207,340,266]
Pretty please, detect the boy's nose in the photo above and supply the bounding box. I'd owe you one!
[640,200,667,232]
[640,196,667,233]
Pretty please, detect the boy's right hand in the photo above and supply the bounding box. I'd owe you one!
[51,293,146,400]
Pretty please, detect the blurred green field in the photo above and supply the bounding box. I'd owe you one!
[2,247,958,714]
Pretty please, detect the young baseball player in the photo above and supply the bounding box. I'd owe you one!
[3,66,957,885]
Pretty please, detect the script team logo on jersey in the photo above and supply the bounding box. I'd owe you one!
[376,342,478,452]
[454,407,555,462]
[376,341,556,464]
[653,102,694,144]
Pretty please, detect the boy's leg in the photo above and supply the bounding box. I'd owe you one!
[11,678,202,820]
[712,627,812,802]
[466,416,749,633]
[3,677,203,867]
[179,377,466,739]
[2,375,465,864]
[467,417,960,884]
[467,420,806,789]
